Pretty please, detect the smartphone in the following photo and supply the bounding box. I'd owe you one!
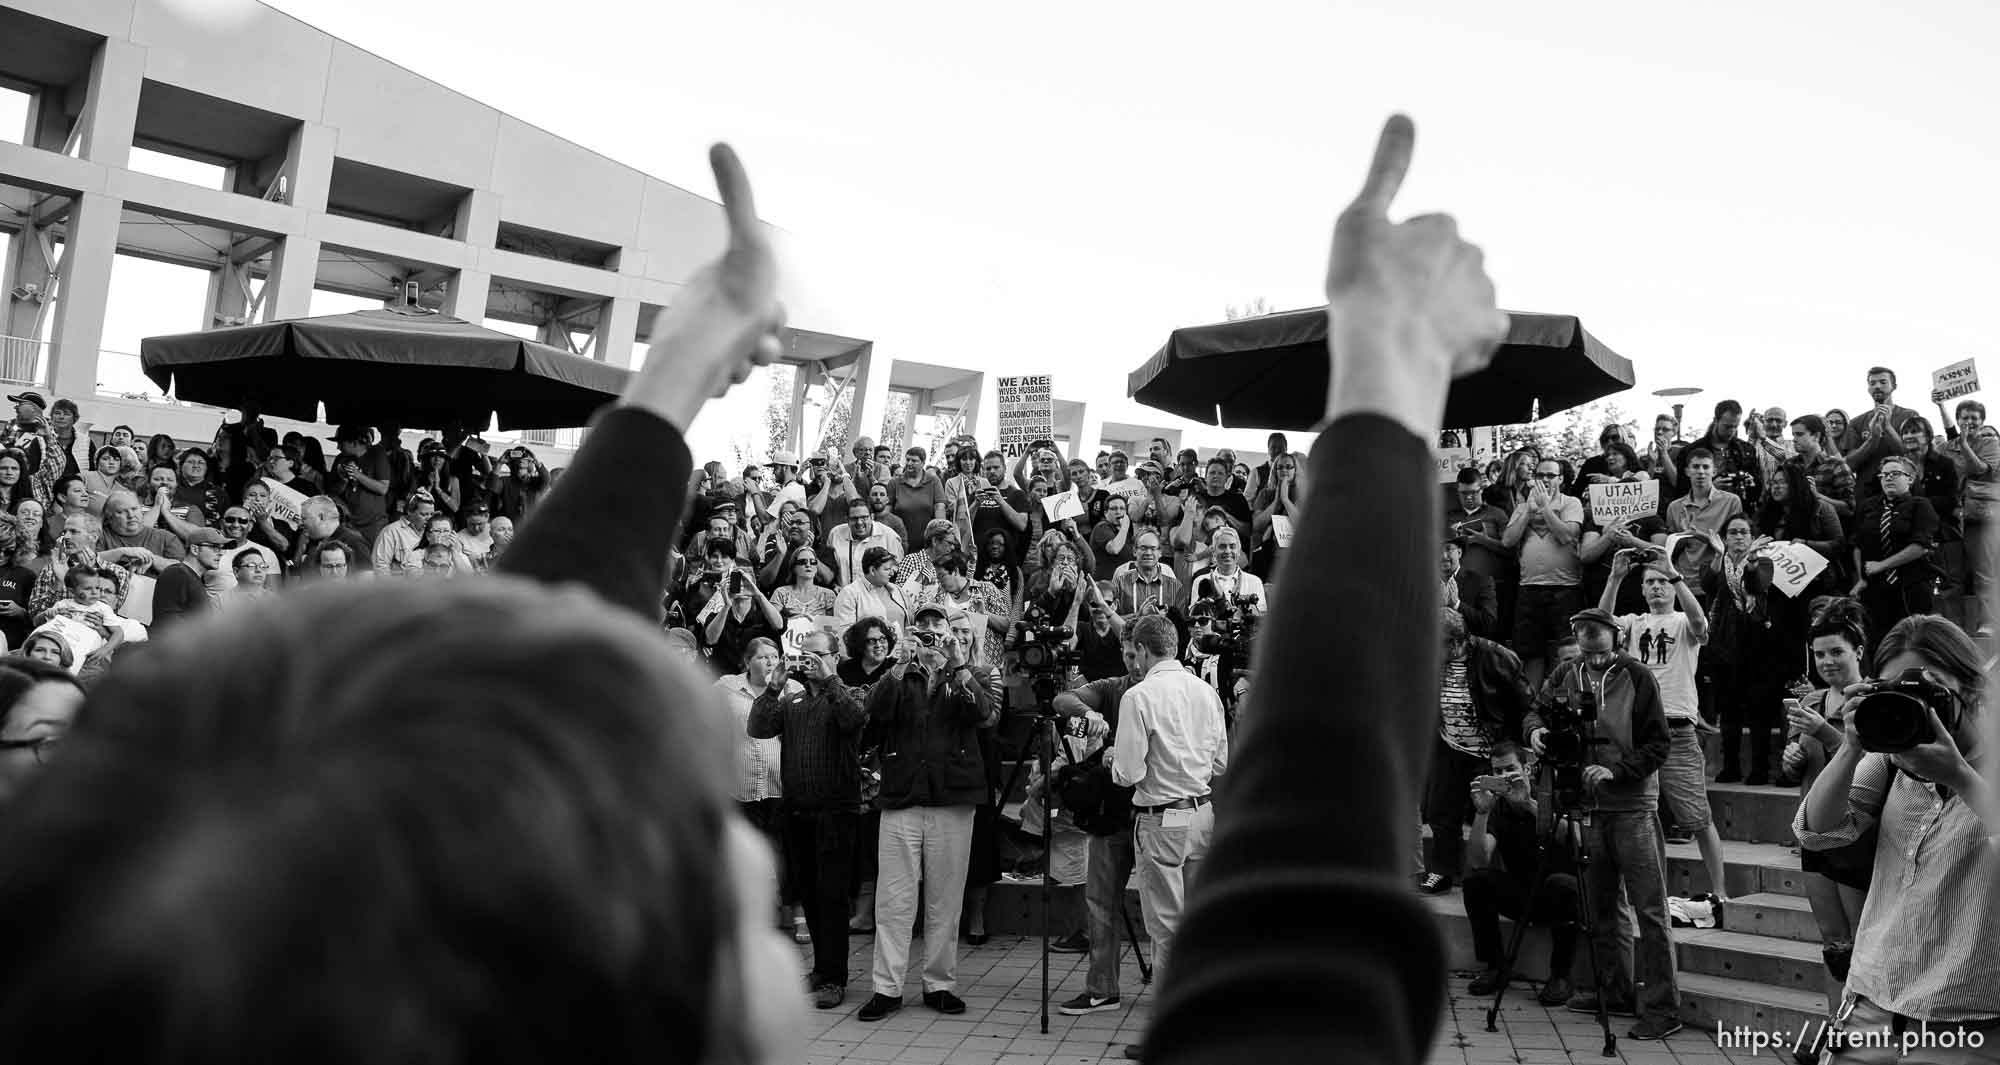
[1472,774,1509,795]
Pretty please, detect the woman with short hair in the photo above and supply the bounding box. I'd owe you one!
[1849,455,1939,649]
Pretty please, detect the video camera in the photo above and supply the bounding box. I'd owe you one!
[1850,668,1962,754]
[1007,603,1080,677]
[1538,685,1600,809]
[1188,592,1259,660]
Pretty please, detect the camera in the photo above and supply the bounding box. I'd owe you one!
[1538,686,1600,808]
[1188,593,1258,659]
[1850,668,1961,754]
[1007,603,1078,675]
[911,629,947,650]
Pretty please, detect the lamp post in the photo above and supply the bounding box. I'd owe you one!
[1653,387,1703,443]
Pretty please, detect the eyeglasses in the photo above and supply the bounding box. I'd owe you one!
[864,636,891,647]
[222,516,251,525]
[1880,470,1912,480]
[0,736,60,763]
[1533,471,1562,479]
[794,558,817,566]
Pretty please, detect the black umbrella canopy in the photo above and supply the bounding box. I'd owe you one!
[1129,306,1634,431]
[141,308,632,431]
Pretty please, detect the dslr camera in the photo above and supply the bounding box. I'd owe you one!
[1537,686,1600,808]
[1188,592,1259,659]
[1849,668,1962,754]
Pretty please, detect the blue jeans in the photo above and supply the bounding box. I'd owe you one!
[1085,826,1137,999]
[1580,810,1679,1025]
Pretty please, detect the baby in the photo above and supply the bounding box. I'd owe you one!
[32,566,147,661]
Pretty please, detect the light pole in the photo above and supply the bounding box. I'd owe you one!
[1653,387,1703,443]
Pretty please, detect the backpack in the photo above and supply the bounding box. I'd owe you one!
[1054,747,1134,836]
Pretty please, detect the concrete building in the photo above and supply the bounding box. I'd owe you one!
[0,0,874,459]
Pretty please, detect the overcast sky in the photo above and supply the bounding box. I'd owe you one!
[70,0,2000,456]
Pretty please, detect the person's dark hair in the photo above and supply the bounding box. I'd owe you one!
[1867,366,1897,387]
[1873,615,1983,699]
[1488,737,1529,766]
[1600,440,1641,473]
[1455,467,1481,487]
[1759,462,1820,543]
[1806,597,1867,653]
[1683,446,1717,466]
[860,546,896,574]
[846,495,871,515]
[1712,399,1741,419]
[147,434,178,466]
[112,424,136,439]
[843,615,895,661]
[51,473,85,504]
[934,551,969,577]
[1790,414,1831,453]
[92,445,122,468]
[0,580,745,1062]
[315,539,355,567]
[299,438,330,476]
[1904,416,1935,445]
[905,446,927,464]
[61,564,102,594]
[703,536,736,561]
[1957,400,1987,422]
[953,449,979,474]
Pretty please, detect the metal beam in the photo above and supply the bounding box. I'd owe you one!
[229,234,280,264]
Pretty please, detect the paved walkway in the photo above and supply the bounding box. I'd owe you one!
[797,936,1769,1065]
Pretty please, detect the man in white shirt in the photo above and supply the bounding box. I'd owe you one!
[1100,450,1148,511]
[827,497,905,586]
[1109,613,1228,1062]
[371,489,437,577]
[1599,550,1730,906]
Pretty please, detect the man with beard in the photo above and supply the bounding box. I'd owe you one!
[1840,366,1922,503]
[1673,400,1762,507]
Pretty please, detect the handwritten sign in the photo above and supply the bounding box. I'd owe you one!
[781,615,826,656]
[1933,359,1980,402]
[996,375,1054,460]
[1587,480,1660,524]
[1271,514,1294,549]
[1435,446,1473,483]
[1763,543,1829,598]
[1040,487,1085,523]
[262,478,308,528]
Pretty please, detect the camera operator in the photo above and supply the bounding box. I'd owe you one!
[1419,607,1531,895]
[1795,616,2000,1062]
[1526,608,1680,1041]
[1462,739,1580,1005]
[1050,663,1144,1017]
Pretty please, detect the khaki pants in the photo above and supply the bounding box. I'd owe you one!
[1133,802,1215,983]
[870,805,977,997]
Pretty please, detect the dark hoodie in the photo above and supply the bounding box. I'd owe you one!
[1525,653,1671,813]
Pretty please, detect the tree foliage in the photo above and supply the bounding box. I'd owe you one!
[1224,297,1275,321]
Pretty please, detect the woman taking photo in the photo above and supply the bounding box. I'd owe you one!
[1779,600,1869,1031]
[1796,615,2000,1062]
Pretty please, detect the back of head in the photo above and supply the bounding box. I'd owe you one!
[0,578,744,1064]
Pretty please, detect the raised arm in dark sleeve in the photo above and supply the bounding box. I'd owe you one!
[1150,416,1445,1065]
[497,408,691,621]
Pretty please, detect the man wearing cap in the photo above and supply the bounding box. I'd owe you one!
[1524,607,1678,1040]
[6,390,50,479]
[371,489,439,578]
[152,527,227,631]
[855,601,1002,1023]
[328,425,392,539]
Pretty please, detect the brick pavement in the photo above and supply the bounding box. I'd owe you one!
[797,935,1774,1065]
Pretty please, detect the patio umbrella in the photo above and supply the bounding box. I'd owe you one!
[140,307,632,431]
[1129,307,1634,431]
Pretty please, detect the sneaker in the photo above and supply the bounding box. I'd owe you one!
[922,990,966,1015]
[1417,873,1452,895]
[1629,1017,1684,1040]
[1566,992,1636,1017]
[1123,1044,1144,1061]
[813,983,846,1010]
[1058,993,1122,1016]
[856,993,902,1022]
[1468,968,1507,996]
[1050,931,1090,953]
[1538,977,1572,1007]
[793,918,811,944]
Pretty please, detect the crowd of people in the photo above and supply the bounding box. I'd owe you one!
[0,121,1994,1065]
[1435,366,2000,1057]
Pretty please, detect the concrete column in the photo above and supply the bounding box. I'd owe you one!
[447,269,492,322]
[846,343,890,451]
[595,296,640,368]
[788,359,816,453]
[1078,408,1107,462]
[456,190,501,248]
[77,39,144,171]
[264,235,322,321]
[1052,401,1087,460]
[204,260,251,327]
[955,372,986,440]
[285,123,337,212]
[45,192,122,399]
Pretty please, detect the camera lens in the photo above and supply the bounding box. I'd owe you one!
[1851,691,1930,753]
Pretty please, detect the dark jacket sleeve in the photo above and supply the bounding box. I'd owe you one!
[1464,572,1498,639]
[1612,665,1672,783]
[747,688,784,740]
[497,408,692,621]
[1150,416,1444,1065]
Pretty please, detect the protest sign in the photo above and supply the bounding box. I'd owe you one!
[1435,446,1473,483]
[1764,543,1829,598]
[262,477,309,527]
[781,615,827,656]
[1271,514,1294,549]
[1040,487,1085,523]
[996,375,1054,460]
[1932,358,1980,402]
[1587,480,1660,524]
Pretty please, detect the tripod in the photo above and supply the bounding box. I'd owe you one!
[1483,762,1616,1058]
[996,674,1153,1034]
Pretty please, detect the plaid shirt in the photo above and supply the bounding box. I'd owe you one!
[1791,452,1856,512]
